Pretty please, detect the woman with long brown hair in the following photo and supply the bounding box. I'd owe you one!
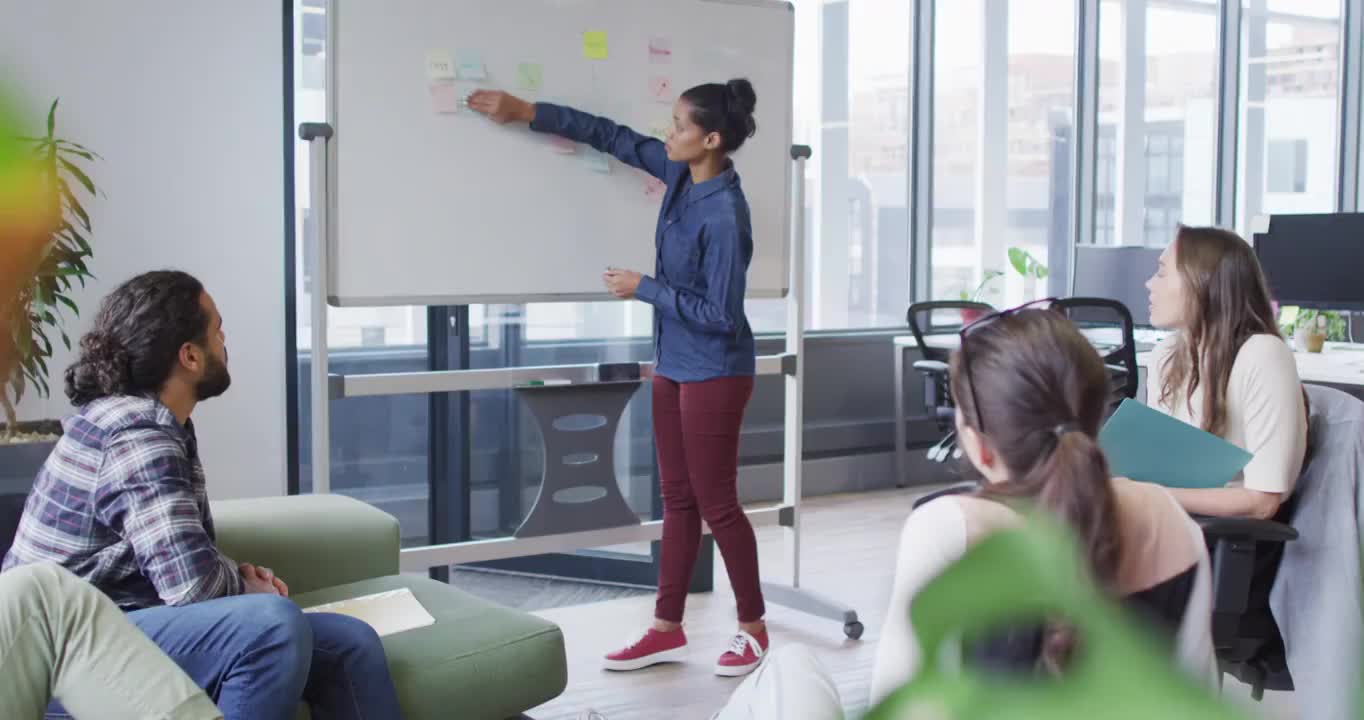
[868,306,1212,704]
[1145,225,1308,520]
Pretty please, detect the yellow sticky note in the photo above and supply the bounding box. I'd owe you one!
[1279,305,1300,327]
[583,31,609,60]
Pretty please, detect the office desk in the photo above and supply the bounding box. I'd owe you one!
[894,335,1364,485]
[1136,342,1364,388]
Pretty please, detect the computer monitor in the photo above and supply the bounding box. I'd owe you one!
[1253,213,1364,311]
[1071,245,1163,327]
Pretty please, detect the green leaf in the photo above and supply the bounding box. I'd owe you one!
[1008,247,1029,277]
[61,183,92,232]
[46,98,58,137]
[60,332,72,351]
[59,157,96,196]
[1035,264,1050,280]
[57,146,95,161]
[56,139,99,157]
[56,295,79,317]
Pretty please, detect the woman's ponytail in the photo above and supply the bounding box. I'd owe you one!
[1026,428,1121,588]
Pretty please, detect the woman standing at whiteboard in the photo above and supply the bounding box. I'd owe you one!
[469,80,768,677]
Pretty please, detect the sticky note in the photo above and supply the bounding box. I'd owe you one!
[549,135,577,155]
[516,63,543,92]
[583,31,609,60]
[425,50,455,80]
[644,177,666,200]
[1279,305,1300,328]
[582,148,611,174]
[648,36,672,64]
[456,50,487,80]
[649,76,673,104]
[428,81,460,114]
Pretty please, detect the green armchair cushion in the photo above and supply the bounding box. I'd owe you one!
[211,494,400,595]
[291,575,567,720]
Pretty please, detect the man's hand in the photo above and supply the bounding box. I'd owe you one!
[239,562,288,597]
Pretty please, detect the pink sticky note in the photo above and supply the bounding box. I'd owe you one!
[644,177,666,200]
[550,136,577,154]
[428,81,460,114]
[649,76,673,104]
[648,37,672,64]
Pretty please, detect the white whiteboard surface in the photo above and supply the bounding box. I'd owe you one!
[326,0,794,307]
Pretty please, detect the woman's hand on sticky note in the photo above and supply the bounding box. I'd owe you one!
[603,267,642,299]
[467,90,534,124]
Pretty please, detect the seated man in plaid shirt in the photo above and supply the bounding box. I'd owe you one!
[3,270,402,720]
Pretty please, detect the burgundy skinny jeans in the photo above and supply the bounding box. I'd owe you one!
[652,374,764,624]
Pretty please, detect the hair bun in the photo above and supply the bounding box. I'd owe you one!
[64,331,133,405]
[81,331,125,360]
[726,78,758,116]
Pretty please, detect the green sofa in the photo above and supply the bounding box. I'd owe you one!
[212,494,567,720]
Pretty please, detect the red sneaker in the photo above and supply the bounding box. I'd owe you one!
[715,629,768,677]
[603,627,689,671]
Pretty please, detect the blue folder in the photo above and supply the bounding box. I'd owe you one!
[1098,399,1253,489]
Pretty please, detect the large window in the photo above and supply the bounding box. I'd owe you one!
[294,1,433,542]
[1095,0,1218,248]
[931,0,1076,305]
[793,0,912,330]
[1236,0,1343,233]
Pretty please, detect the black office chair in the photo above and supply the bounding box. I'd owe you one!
[906,301,993,463]
[1052,297,1140,416]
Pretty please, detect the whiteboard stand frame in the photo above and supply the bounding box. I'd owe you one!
[300,126,861,639]
[759,145,863,640]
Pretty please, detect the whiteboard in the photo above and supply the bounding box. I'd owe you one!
[326,0,794,306]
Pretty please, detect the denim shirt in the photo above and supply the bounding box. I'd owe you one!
[531,102,756,382]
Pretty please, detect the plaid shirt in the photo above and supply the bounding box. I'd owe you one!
[2,395,243,610]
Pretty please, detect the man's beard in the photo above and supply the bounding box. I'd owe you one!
[195,351,231,400]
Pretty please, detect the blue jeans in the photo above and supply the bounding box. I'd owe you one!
[50,594,402,720]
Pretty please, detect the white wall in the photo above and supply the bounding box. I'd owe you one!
[0,1,286,500]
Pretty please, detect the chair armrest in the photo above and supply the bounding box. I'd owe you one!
[1196,516,1298,543]
[211,494,401,596]
[912,360,950,376]
[1197,516,1295,649]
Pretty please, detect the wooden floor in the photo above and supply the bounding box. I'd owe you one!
[523,487,1298,720]
[524,487,922,720]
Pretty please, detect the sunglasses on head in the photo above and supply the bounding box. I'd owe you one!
[958,298,1061,435]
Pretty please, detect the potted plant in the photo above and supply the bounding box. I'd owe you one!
[1279,308,1346,353]
[959,269,1002,324]
[0,99,99,492]
[1008,246,1050,301]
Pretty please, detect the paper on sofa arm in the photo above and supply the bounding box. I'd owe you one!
[302,588,436,637]
[1098,398,1253,489]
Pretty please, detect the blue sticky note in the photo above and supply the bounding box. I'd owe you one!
[1099,399,1252,489]
[456,50,486,80]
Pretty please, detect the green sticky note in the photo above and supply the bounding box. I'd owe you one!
[1279,304,1300,328]
[1098,398,1252,489]
[583,31,609,60]
[516,62,543,92]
